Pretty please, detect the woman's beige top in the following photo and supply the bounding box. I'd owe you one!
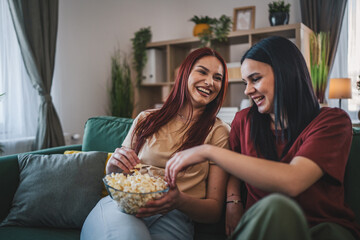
[122,110,230,199]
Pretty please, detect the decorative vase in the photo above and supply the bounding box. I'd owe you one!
[269,12,289,26]
[193,24,210,36]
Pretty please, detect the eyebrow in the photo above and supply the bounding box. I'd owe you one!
[196,65,223,77]
[196,65,210,72]
[242,72,260,81]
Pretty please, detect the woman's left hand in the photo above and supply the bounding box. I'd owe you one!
[165,145,209,187]
[136,185,182,218]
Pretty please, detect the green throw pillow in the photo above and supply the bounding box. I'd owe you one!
[0,151,107,229]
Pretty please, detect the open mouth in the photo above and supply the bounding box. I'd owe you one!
[196,87,211,95]
[253,96,264,105]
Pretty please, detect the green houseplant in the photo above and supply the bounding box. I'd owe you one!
[310,31,330,104]
[110,51,134,118]
[131,27,152,86]
[190,16,215,37]
[212,15,232,43]
[268,0,291,26]
[190,15,232,47]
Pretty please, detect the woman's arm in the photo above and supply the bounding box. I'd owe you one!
[225,176,244,236]
[166,145,323,197]
[106,111,150,174]
[178,165,227,222]
[137,165,228,223]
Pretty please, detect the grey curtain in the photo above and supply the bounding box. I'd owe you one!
[8,0,65,149]
[300,0,347,74]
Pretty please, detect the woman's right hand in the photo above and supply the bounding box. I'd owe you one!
[225,202,244,237]
[106,147,140,174]
[165,145,209,187]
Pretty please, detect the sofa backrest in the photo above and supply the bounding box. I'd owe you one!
[82,116,133,153]
[344,127,360,224]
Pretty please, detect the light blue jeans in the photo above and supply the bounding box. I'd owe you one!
[80,196,194,240]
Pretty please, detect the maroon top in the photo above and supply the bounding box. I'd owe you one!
[229,107,360,237]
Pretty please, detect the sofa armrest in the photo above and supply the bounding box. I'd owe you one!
[0,144,82,222]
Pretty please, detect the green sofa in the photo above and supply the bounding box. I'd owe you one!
[0,116,359,240]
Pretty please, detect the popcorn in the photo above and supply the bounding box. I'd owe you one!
[103,171,168,214]
[130,163,143,172]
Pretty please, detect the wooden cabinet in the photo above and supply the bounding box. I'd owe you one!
[135,23,313,115]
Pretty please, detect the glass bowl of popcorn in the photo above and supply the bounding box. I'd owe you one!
[103,171,169,215]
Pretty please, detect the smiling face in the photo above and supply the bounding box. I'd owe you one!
[241,58,275,115]
[187,56,224,110]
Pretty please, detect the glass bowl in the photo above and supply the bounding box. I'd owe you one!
[103,172,169,215]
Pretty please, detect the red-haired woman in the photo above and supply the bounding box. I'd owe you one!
[81,47,230,240]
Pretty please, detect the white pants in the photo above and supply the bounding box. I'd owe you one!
[81,196,194,240]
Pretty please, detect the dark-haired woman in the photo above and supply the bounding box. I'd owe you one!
[165,36,360,240]
[81,47,230,240]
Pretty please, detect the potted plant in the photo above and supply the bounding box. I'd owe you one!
[190,16,215,37]
[268,0,291,26]
[190,15,232,47]
[131,27,152,86]
[309,31,330,105]
[212,15,232,43]
[109,51,134,118]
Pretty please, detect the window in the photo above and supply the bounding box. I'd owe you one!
[328,0,360,121]
[0,1,39,148]
[347,0,360,114]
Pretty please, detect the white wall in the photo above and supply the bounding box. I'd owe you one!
[52,0,301,137]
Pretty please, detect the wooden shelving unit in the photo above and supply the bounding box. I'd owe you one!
[134,23,313,115]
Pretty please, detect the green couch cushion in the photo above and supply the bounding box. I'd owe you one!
[82,116,133,152]
[345,127,360,224]
[0,152,107,229]
[0,226,79,240]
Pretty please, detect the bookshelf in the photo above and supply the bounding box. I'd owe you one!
[134,23,313,115]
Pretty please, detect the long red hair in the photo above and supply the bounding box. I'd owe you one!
[133,47,228,154]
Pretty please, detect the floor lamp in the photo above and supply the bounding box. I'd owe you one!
[328,78,352,109]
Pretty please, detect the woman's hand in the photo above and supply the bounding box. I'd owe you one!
[106,147,140,174]
[165,145,209,187]
[135,185,182,218]
[225,202,244,237]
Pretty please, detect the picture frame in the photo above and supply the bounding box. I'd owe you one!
[233,6,255,31]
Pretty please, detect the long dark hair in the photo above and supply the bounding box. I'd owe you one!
[241,36,320,160]
[133,47,228,154]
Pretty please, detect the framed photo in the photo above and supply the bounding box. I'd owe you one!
[233,6,255,31]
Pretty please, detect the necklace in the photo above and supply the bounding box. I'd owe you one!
[177,113,197,121]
